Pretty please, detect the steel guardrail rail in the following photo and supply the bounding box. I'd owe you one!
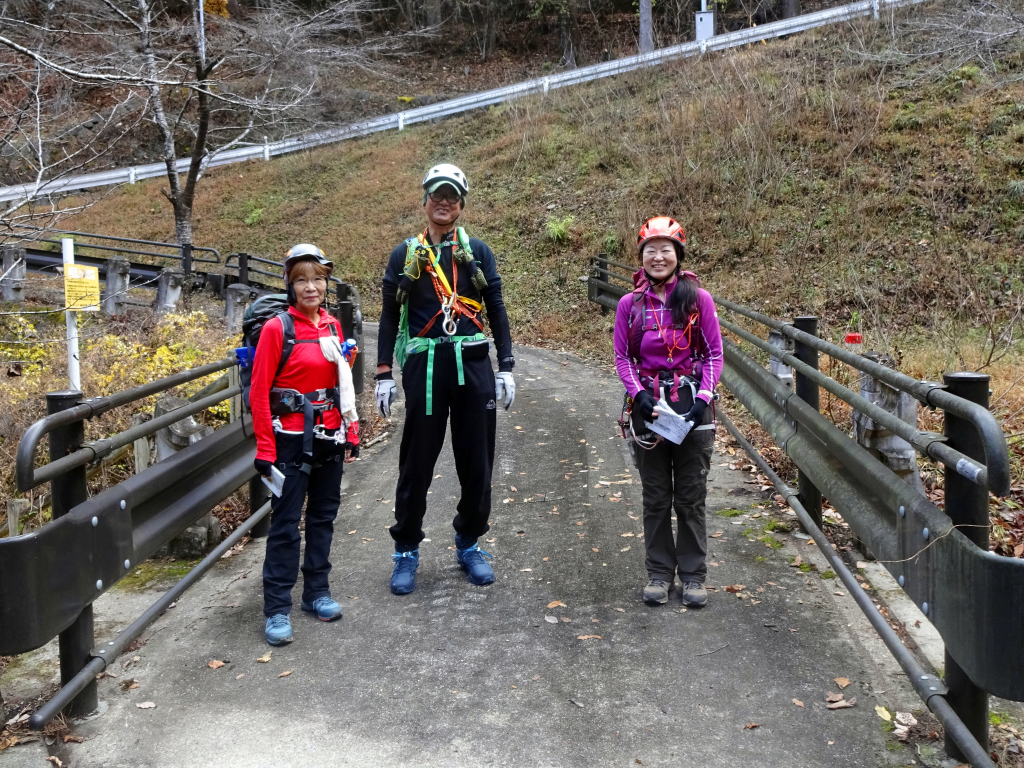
[16,357,234,492]
[28,498,272,730]
[6,224,221,263]
[717,410,997,768]
[0,0,927,204]
[714,297,1012,496]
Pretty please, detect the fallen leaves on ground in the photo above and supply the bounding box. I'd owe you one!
[46,757,63,767]
[826,693,844,703]
[614,607,626,612]
[826,695,857,710]
[743,723,760,730]
[835,677,850,689]
[119,678,138,691]
[620,532,635,538]
[135,702,156,709]
[0,735,19,751]
[570,698,585,708]
[207,660,226,669]
[63,734,84,744]
[790,555,803,567]
[724,585,746,594]
[875,706,891,721]
[577,635,602,640]
[257,651,272,663]
[544,616,558,623]
[792,699,804,708]
[278,671,292,678]
[547,600,566,609]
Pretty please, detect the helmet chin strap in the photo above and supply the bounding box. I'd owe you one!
[643,265,680,288]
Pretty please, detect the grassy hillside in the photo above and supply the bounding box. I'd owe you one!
[62,9,1024,454]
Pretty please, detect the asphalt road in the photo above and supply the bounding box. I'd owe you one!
[7,339,926,767]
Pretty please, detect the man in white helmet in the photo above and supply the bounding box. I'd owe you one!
[375,163,515,595]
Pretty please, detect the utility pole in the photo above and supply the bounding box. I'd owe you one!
[62,239,81,392]
[639,0,654,53]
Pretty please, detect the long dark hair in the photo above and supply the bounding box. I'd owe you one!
[645,242,698,324]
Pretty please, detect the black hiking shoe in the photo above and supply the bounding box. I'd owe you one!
[643,579,673,605]
[681,581,708,607]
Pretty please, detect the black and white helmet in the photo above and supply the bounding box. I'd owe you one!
[422,163,469,199]
[283,243,332,280]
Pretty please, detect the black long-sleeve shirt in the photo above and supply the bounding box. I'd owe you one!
[377,231,514,372]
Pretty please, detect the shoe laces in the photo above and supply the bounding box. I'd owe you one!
[392,550,419,572]
[267,614,290,629]
[682,581,704,590]
[458,543,493,562]
[647,579,670,589]
[311,596,336,611]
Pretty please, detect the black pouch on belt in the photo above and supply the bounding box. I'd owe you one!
[656,372,701,419]
[460,339,490,360]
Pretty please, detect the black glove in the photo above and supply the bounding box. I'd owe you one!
[632,390,656,422]
[683,398,707,424]
[254,458,274,477]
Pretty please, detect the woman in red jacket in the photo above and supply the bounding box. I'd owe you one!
[250,244,357,646]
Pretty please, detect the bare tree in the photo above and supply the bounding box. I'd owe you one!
[1,0,394,250]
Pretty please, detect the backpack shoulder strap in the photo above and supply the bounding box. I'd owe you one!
[626,292,646,362]
[274,313,296,379]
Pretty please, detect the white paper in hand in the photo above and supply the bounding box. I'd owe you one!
[261,465,286,497]
[644,397,694,445]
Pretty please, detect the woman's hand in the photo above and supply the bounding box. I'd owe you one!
[683,398,707,424]
[254,458,274,477]
[632,390,657,422]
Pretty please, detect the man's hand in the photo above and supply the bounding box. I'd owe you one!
[495,372,516,410]
[683,398,707,424]
[632,390,657,423]
[375,374,397,418]
[254,458,274,477]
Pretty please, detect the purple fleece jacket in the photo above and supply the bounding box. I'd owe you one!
[613,271,724,404]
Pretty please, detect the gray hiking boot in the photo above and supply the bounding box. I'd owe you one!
[643,579,673,605]
[681,581,708,607]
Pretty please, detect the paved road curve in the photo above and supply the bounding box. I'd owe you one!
[39,341,923,767]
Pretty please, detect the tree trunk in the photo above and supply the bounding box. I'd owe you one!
[424,0,442,29]
[781,0,801,18]
[559,3,578,68]
[639,0,654,53]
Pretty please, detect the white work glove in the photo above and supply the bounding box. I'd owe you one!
[375,377,397,418]
[495,372,516,410]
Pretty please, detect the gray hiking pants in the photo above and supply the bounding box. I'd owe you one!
[635,429,714,584]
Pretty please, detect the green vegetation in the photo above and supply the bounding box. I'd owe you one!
[763,519,791,534]
[716,508,746,518]
[545,215,575,245]
[990,711,1005,726]
[760,535,784,550]
[821,569,837,580]
[754,554,767,563]
[114,558,201,592]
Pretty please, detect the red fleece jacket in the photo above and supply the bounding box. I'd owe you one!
[251,306,342,462]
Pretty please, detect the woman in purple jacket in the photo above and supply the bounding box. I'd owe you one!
[613,217,724,607]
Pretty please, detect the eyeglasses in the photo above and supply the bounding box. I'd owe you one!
[428,189,462,205]
[292,277,327,288]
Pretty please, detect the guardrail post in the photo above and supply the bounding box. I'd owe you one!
[181,243,193,277]
[154,268,184,316]
[225,284,250,336]
[249,476,271,538]
[597,253,609,316]
[102,256,131,316]
[1,246,26,303]
[47,390,98,716]
[793,316,823,529]
[942,371,990,761]
[237,253,249,286]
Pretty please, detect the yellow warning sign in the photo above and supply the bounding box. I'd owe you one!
[64,264,100,311]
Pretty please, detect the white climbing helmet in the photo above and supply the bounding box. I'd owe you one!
[422,163,469,201]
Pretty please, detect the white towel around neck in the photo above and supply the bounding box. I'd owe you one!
[319,336,358,427]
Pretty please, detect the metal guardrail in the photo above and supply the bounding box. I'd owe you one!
[0,0,925,204]
[4,360,262,724]
[585,259,1021,766]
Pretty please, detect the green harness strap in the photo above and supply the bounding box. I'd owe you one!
[404,332,487,416]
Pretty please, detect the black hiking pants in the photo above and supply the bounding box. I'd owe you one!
[635,428,715,584]
[390,342,497,549]
[263,431,344,617]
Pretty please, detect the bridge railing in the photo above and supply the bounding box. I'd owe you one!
[587,256,1019,767]
[6,358,267,728]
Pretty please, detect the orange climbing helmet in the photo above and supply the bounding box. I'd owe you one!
[637,217,686,252]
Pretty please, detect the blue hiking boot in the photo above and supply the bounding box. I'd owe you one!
[301,596,343,622]
[456,540,495,586]
[390,550,419,595]
[264,614,293,646]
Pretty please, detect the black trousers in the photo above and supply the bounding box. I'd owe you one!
[635,428,715,583]
[390,342,496,548]
[263,431,344,617]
